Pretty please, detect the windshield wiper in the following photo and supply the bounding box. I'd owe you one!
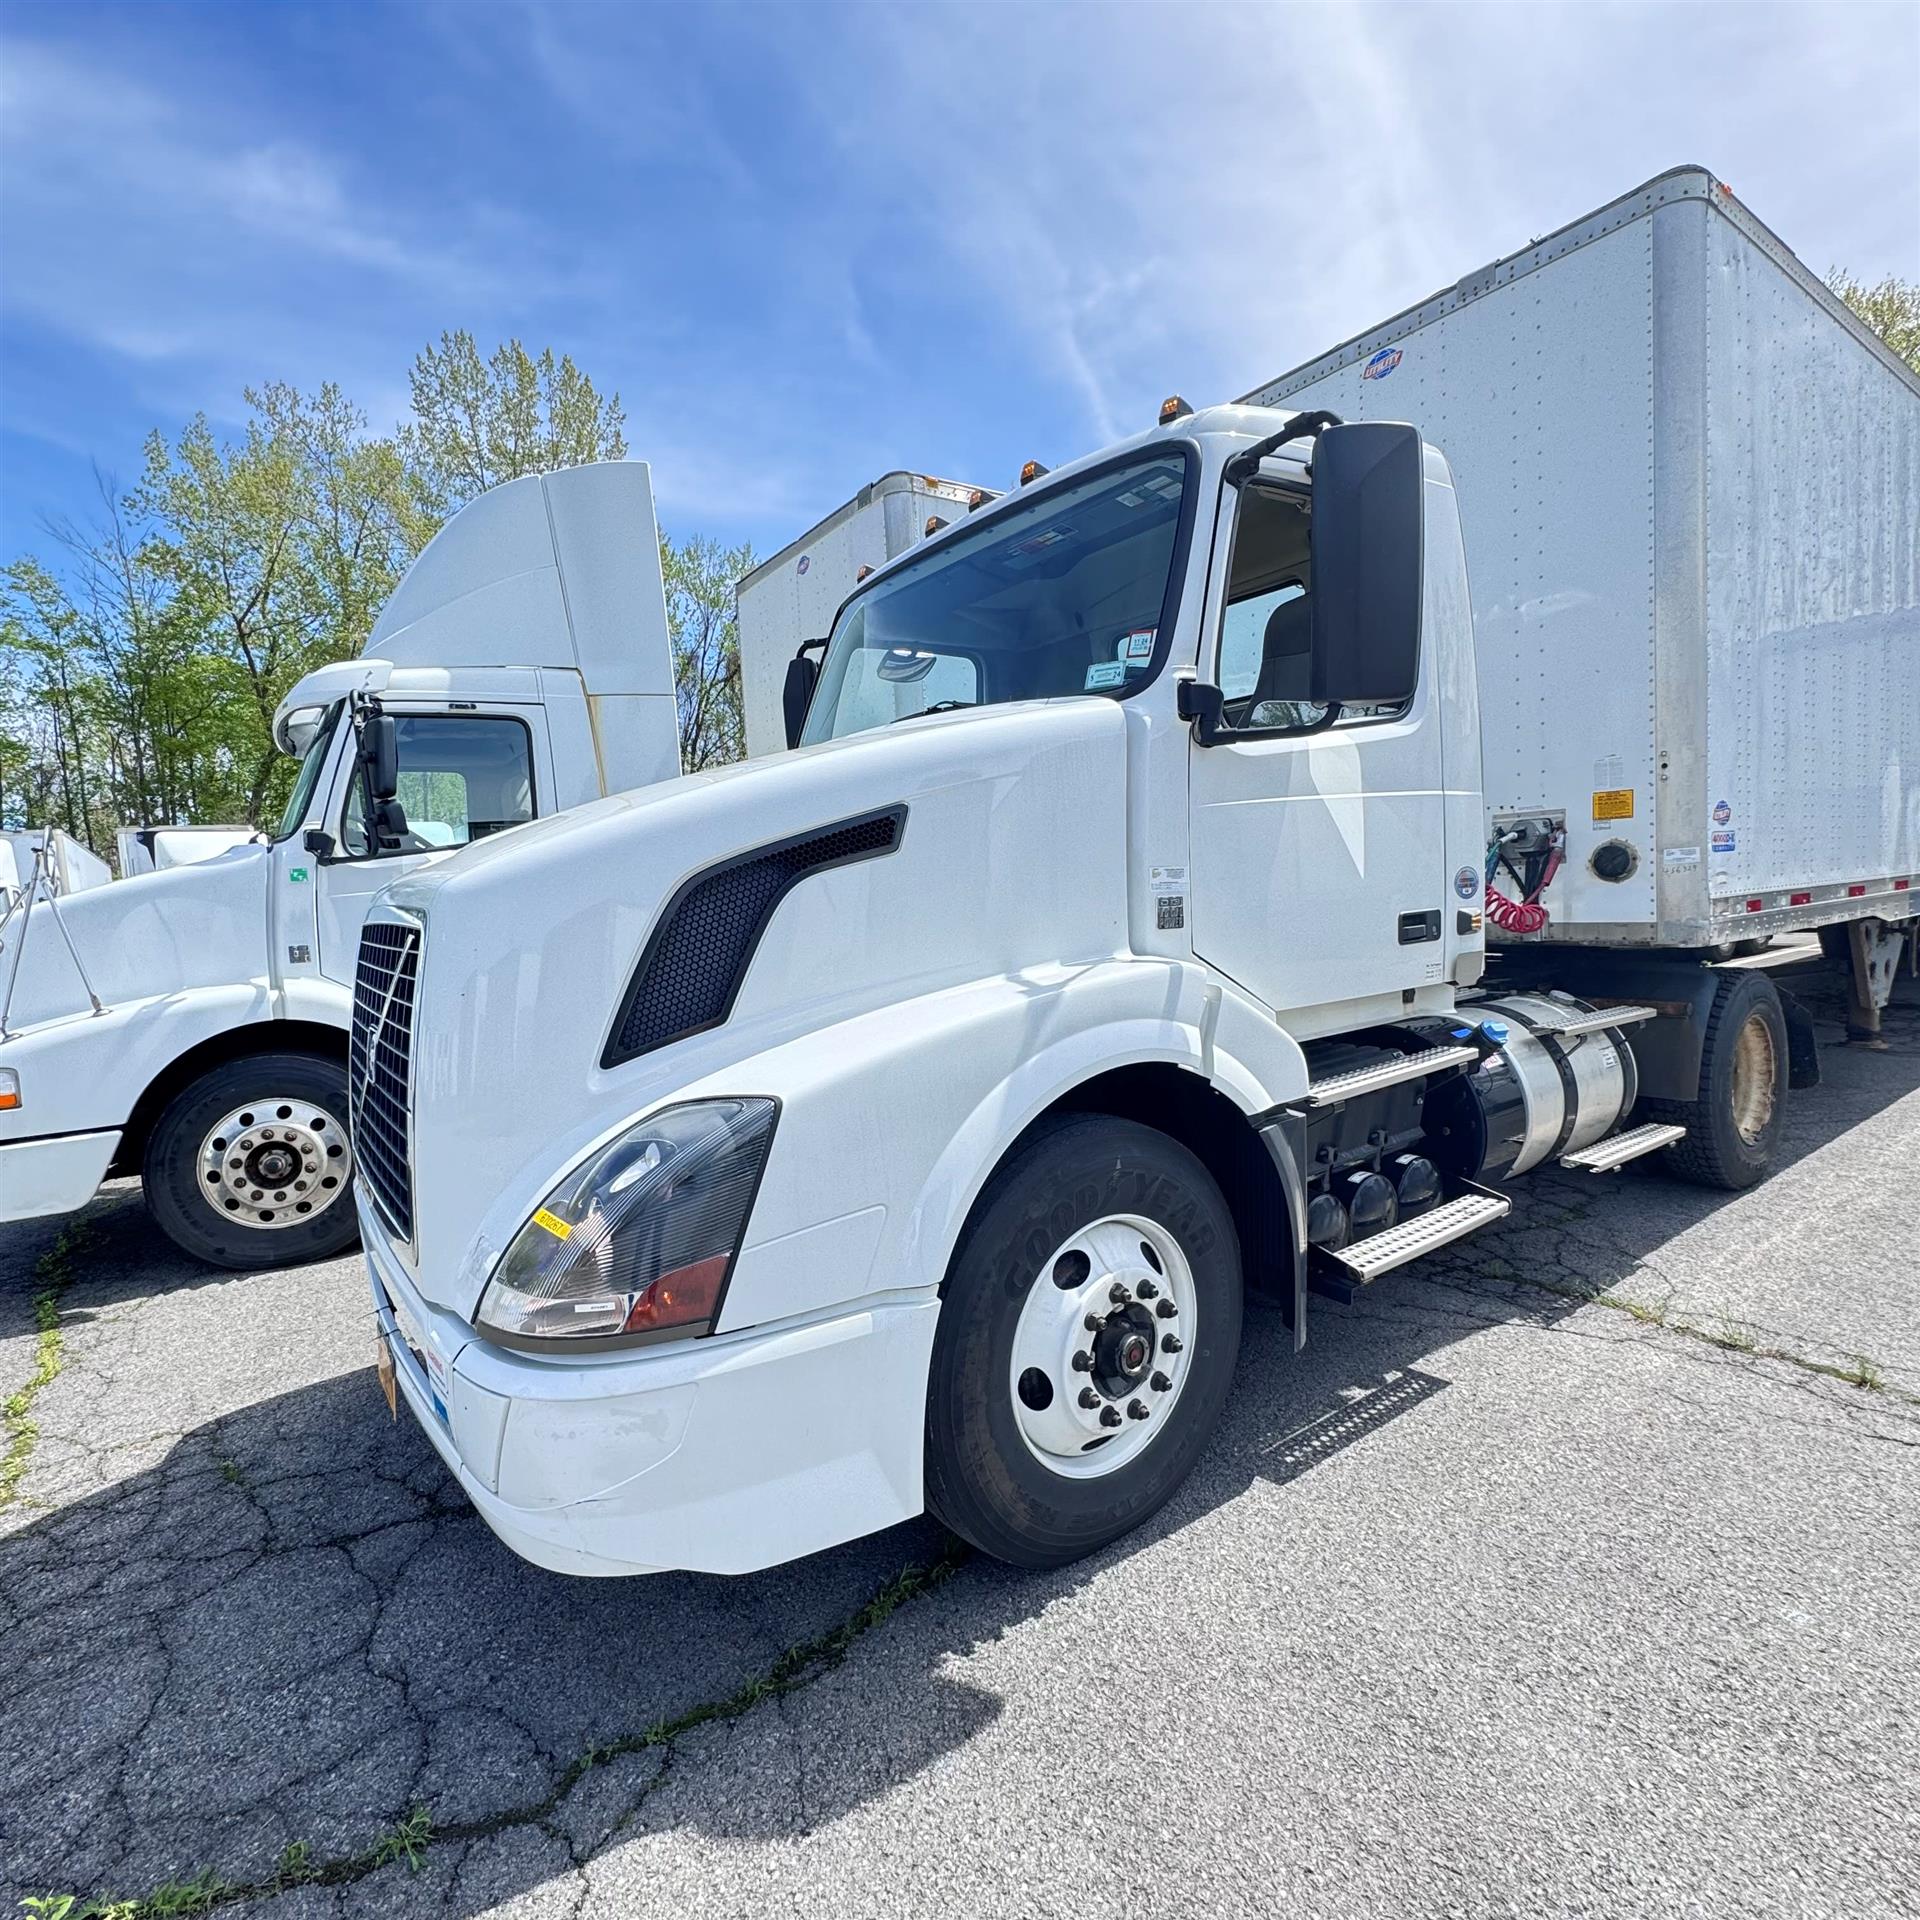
[890,700,976,724]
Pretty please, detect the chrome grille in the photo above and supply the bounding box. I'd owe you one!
[349,920,419,1240]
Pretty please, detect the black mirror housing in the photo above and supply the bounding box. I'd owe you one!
[783,650,822,749]
[358,712,400,803]
[1308,422,1424,706]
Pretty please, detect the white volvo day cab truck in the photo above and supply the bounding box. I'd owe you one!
[0,462,681,1267]
[353,168,1915,1581]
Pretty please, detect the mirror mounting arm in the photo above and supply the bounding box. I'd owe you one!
[1223,410,1344,488]
[1176,678,1228,747]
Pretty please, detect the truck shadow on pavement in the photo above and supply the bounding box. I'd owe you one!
[1,966,1913,1911]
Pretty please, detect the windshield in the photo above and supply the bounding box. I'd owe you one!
[799,451,1190,746]
[273,701,342,841]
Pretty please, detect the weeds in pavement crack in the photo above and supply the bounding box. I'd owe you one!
[25,1543,970,1918]
[1,1222,87,1512]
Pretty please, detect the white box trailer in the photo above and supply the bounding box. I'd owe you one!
[737,471,991,756]
[2,829,111,898]
[1244,165,1919,951]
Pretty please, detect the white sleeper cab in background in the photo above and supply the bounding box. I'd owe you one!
[0,461,683,1265]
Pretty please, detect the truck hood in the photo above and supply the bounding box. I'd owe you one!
[0,843,270,1036]
[381,700,1132,1308]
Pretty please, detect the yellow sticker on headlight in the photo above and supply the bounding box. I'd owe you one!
[532,1207,573,1241]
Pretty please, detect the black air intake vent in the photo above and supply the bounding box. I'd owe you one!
[349,919,420,1240]
[603,805,906,1067]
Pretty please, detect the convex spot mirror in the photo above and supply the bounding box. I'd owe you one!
[1307,421,1424,707]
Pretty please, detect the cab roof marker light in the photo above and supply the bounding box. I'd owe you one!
[856,563,874,582]
[966,488,991,512]
[924,514,949,537]
[1019,460,1048,486]
[1158,395,1194,425]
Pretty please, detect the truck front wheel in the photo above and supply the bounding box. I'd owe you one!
[143,1053,359,1270]
[925,1115,1243,1569]
[1644,971,1789,1191]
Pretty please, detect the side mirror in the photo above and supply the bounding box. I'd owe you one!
[783,643,824,749]
[1308,422,1424,706]
[358,712,400,802]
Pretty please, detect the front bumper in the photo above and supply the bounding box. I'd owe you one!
[360,1195,937,1577]
[0,1129,120,1222]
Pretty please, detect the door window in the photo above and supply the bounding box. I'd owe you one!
[342,714,535,858]
[1216,485,1327,731]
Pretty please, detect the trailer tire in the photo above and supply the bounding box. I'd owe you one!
[924,1114,1242,1569]
[1642,971,1788,1191]
[144,1052,360,1270]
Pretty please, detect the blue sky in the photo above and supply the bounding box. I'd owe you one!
[2,0,1916,569]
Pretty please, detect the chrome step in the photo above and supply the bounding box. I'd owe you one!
[1298,1044,1478,1108]
[1520,1002,1659,1038]
[1559,1121,1685,1172]
[1323,1191,1512,1285]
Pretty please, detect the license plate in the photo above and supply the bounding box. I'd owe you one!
[375,1334,398,1421]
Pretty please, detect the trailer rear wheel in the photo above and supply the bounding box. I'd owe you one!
[144,1053,359,1270]
[1643,971,1788,1190]
[924,1115,1242,1569]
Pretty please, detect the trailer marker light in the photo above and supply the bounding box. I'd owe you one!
[1159,395,1194,425]
[1896,879,1911,891]
[0,1069,18,1111]
[1746,899,1765,913]
[1789,892,1811,906]
[1848,884,1867,897]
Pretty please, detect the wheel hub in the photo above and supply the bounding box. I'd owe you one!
[197,1100,352,1232]
[1008,1214,1196,1480]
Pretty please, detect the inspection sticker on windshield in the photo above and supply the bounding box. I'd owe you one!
[1121,628,1156,661]
[1085,661,1127,690]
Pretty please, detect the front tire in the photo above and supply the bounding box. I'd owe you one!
[144,1053,359,1269]
[925,1115,1243,1569]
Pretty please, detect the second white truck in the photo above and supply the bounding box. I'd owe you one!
[0,461,682,1266]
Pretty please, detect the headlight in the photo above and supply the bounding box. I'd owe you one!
[476,1098,777,1349]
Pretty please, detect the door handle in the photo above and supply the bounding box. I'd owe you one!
[1397,910,1441,945]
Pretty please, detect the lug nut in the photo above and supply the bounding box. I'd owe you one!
[1099,1405,1123,1429]
[1071,1349,1093,1372]
[1151,1371,1172,1392]
[1137,1278,1159,1300]
[1156,1298,1177,1319]
[1084,1313,1104,1333]
[1078,1387,1102,1410]
[1161,1333,1184,1354]
[1109,1282,1130,1305]
[1127,1399,1150,1421]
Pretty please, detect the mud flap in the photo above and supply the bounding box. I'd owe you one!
[1776,987,1821,1090]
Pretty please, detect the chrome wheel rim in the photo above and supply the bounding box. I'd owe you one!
[197,1099,352,1230]
[1730,1012,1778,1146]
[1008,1213,1196,1480]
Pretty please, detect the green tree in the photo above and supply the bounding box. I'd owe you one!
[1827,269,1920,372]
[663,532,753,772]
[403,331,627,516]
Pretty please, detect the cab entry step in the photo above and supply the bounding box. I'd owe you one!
[1320,1191,1512,1288]
[1558,1121,1685,1172]
[1299,1044,1478,1108]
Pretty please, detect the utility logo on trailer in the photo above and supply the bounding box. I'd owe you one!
[796,555,810,576]
[1712,799,1731,824]
[1362,347,1403,381]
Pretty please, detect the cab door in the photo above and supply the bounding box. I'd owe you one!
[1186,441,1446,1016]
[312,707,542,990]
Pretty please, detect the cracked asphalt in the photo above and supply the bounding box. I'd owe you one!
[3,955,1916,1917]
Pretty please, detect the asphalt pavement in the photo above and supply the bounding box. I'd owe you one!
[3,960,1916,1918]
